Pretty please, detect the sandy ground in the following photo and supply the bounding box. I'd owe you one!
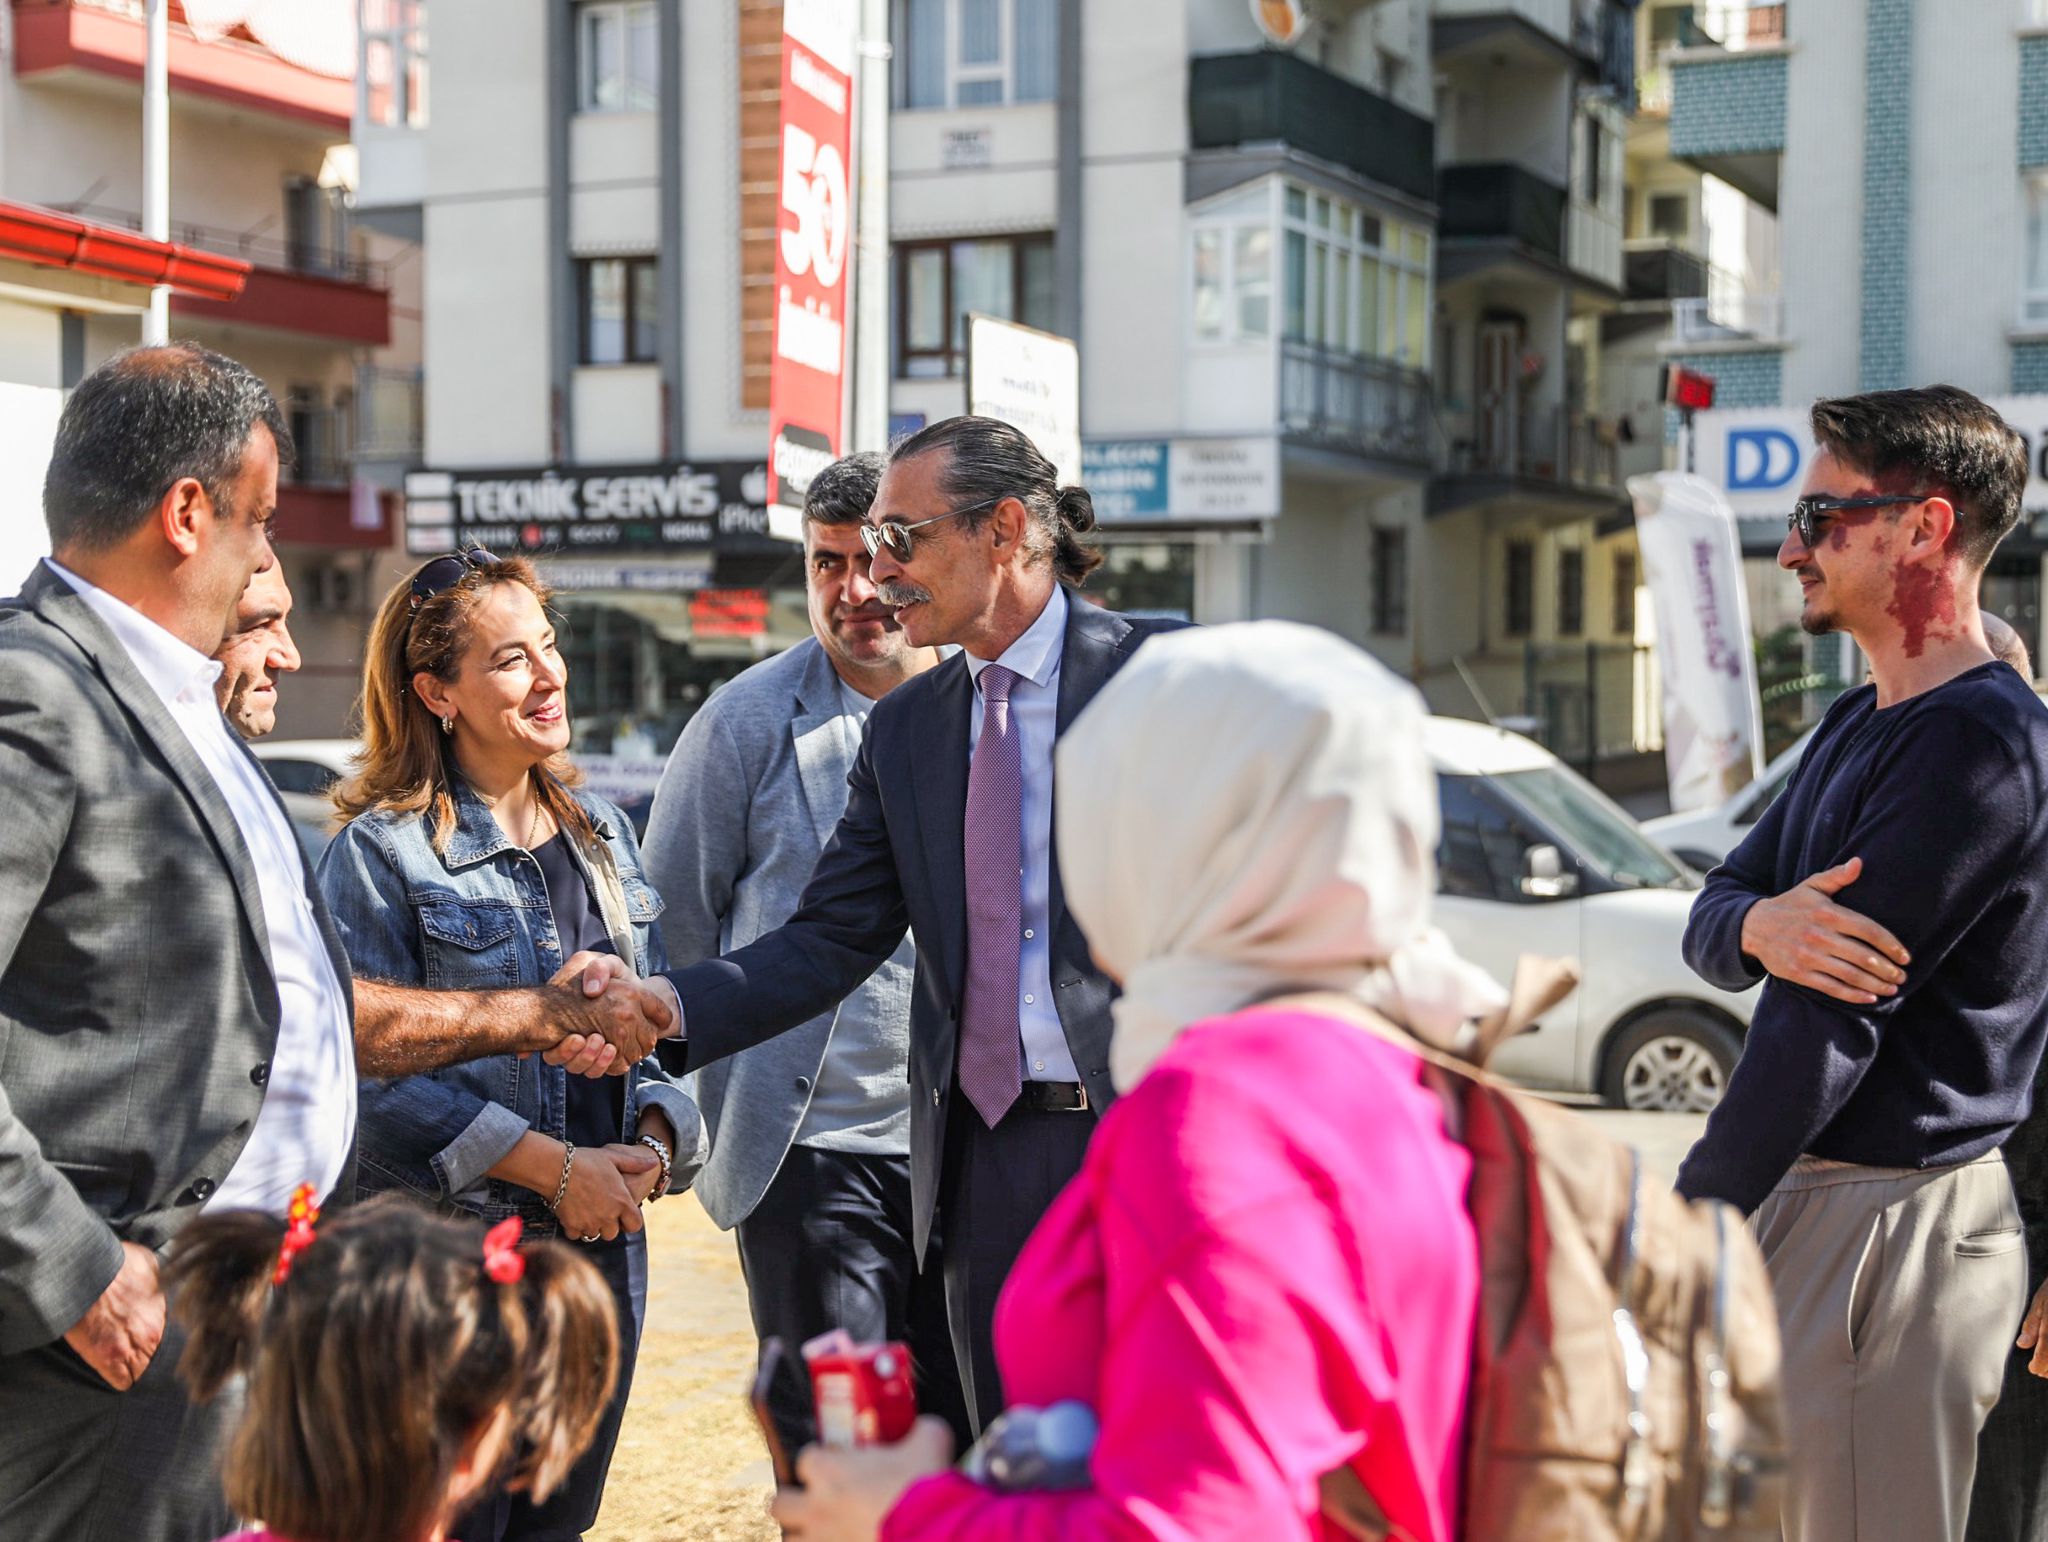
[590,1108,1706,1540]
[591,1195,779,1542]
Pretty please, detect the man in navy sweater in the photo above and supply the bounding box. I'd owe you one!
[1676,385,2048,1542]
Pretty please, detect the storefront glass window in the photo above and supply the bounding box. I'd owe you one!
[1083,543,1196,622]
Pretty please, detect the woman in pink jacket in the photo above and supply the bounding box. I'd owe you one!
[773,622,1506,1542]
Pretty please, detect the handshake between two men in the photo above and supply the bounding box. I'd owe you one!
[540,949,680,1076]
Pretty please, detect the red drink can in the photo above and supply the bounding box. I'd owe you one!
[801,1330,918,1448]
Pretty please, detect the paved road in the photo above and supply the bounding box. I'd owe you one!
[1576,1106,1707,1185]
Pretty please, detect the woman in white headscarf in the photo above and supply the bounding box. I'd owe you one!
[774,622,1500,1542]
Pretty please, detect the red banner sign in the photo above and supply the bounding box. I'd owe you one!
[767,0,857,526]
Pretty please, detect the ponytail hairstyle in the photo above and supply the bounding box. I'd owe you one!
[888,415,1103,586]
[166,1193,618,1542]
[334,551,596,855]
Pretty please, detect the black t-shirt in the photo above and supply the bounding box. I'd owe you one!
[531,833,628,1154]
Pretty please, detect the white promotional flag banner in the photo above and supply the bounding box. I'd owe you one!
[1629,471,1766,813]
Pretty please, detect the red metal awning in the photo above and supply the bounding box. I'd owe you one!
[0,200,250,301]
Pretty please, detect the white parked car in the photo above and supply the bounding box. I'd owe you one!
[1639,731,1813,874]
[251,738,358,859]
[1425,718,1759,1111]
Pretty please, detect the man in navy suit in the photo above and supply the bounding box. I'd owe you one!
[648,416,1185,1434]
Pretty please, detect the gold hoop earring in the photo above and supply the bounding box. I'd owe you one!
[439,715,453,735]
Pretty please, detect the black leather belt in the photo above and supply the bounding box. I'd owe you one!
[1018,1080,1090,1113]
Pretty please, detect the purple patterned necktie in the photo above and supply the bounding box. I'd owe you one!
[958,662,1024,1128]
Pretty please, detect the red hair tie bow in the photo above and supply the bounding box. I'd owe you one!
[272,1183,322,1286]
[482,1216,526,1284]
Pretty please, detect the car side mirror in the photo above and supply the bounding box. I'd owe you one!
[1519,843,1580,900]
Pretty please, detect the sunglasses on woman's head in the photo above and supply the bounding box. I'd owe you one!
[1786,493,1934,550]
[859,499,1002,564]
[408,546,499,613]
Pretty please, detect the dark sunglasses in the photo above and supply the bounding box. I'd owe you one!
[1786,493,1935,550]
[859,498,1001,564]
[404,547,500,646]
[408,546,499,613]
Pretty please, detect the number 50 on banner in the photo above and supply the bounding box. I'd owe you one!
[768,0,858,529]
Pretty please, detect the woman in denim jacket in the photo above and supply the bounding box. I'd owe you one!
[317,548,706,1542]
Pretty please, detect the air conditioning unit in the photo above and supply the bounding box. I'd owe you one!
[308,560,361,614]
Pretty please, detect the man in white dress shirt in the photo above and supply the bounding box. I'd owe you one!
[0,346,661,1542]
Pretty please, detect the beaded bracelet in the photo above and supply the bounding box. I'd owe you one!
[548,1142,576,1212]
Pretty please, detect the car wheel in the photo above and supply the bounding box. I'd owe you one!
[1599,1009,1741,1112]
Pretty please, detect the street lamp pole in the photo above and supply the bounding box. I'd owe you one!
[851,0,890,454]
[142,0,170,344]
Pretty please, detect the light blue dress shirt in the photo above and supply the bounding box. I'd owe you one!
[963,585,1081,1084]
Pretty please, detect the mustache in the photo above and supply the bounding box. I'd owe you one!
[877,581,933,607]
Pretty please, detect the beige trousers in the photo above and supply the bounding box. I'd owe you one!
[1755,1151,2028,1542]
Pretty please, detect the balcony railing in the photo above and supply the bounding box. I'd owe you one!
[1188,51,1436,205]
[1673,290,1784,344]
[51,201,385,288]
[1680,2,1787,51]
[1443,400,1619,491]
[1438,164,1566,260]
[1623,239,1709,302]
[285,406,351,485]
[1279,341,1434,467]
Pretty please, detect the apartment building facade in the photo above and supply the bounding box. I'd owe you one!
[1664,0,2048,680]
[0,0,420,738]
[362,0,1655,799]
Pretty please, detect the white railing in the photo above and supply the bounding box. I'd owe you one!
[1687,1,1788,52]
[1673,289,1784,344]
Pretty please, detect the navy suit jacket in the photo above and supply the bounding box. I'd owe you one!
[659,596,1187,1260]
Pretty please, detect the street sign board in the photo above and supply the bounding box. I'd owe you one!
[966,314,1081,486]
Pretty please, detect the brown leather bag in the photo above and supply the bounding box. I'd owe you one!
[1289,971,1787,1541]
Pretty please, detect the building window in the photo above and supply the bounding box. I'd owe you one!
[1371,527,1408,635]
[1280,182,1432,368]
[578,0,657,113]
[361,0,428,128]
[579,257,660,365]
[1189,184,1274,347]
[1647,192,1689,241]
[1581,116,1604,203]
[2026,176,2048,326]
[897,0,1056,109]
[1557,548,1585,637]
[1505,540,1535,638]
[1613,551,1638,636]
[895,234,1054,377]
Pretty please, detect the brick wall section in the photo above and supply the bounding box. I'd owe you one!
[738,0,782,412]
[1669,51,1788,157]
[2022,36,2048,168]
[2014,341,2048,393]
[1861,0,1911,392]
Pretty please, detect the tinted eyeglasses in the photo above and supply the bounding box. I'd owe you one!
[1787,493,1935,550]
[859,499,1001,564]
[408,546,499,612]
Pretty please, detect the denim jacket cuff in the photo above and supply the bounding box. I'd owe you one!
[432,1102,532,1197]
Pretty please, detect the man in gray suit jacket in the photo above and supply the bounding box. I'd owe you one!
[642,453,966,1455]
[0,346,672,1542]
